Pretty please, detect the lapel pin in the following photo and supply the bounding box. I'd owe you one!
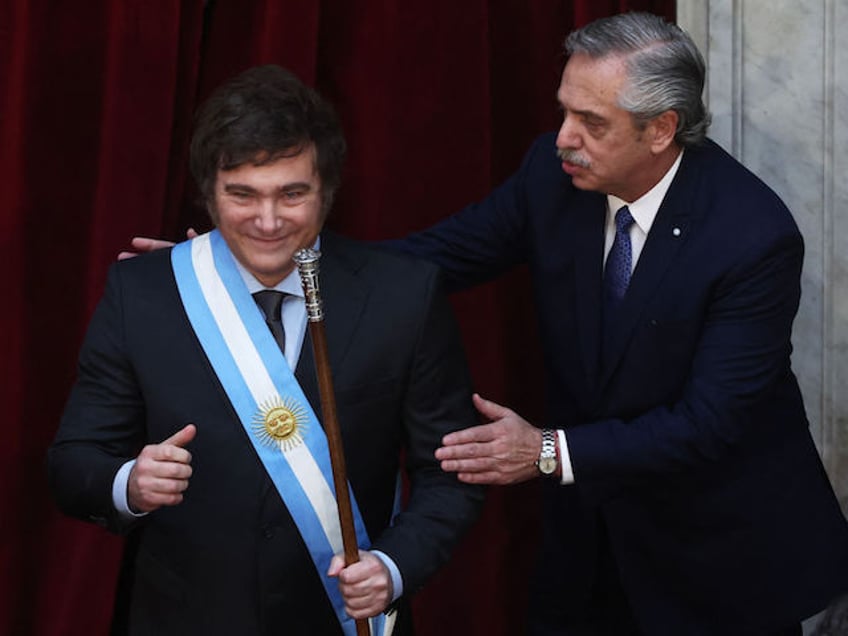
[672,227,681,237]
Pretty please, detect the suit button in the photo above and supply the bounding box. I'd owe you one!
[262,525,275,539]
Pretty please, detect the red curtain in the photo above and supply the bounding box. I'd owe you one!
[1,1,674,634]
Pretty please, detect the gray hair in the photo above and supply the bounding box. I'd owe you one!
[564,12,711,146]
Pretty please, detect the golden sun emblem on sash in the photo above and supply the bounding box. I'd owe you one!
[252,396,308,453]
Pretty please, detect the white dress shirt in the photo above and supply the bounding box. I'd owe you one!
[557,150,684,484]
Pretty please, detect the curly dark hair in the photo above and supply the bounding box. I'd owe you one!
[189,64,347,217]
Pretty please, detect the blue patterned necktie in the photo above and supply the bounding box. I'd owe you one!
[603,205,635,316]
[253,290,287,355]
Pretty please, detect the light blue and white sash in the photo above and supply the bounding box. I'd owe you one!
[172,230,392,635]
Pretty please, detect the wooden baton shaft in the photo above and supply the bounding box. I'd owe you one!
[307,320,370,636]
[294,247,370,636]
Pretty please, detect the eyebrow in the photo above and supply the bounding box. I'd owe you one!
[581,111,607,124]
[222,182,314,194]
[560,101,603,118]
[280,182,313,192]
[559,100,609,125]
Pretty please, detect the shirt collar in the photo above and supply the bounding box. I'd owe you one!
[234,235,322,297]
[606,149,684,234]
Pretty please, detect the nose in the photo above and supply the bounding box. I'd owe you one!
[254,197,283,232]
[556,113,581,150]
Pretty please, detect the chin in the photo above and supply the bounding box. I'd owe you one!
[570,177,594,192]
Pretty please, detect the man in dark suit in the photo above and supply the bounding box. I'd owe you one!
[415,12,848,636]
[48,64,484,636]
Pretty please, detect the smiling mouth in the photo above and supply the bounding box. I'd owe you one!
[249,235,286,245]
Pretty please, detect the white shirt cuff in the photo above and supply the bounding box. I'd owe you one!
[112,459,148,520]
[371,550,403,601]
[557,429,575,485]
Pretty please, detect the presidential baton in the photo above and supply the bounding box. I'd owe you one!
[293,248,370,636]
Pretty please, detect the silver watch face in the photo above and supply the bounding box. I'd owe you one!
[538,456,557,474]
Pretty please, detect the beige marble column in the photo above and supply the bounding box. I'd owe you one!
[677,0,848,514]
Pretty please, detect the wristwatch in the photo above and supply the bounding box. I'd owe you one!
[536,429,558,475]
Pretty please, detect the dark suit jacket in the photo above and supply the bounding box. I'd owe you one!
[48,232,484,636]
[402,133,848,634]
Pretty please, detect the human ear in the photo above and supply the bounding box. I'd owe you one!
[649,110,678,153]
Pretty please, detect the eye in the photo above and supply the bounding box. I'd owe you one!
[583,117,606,137]
[281,189,310,205]
[228,189,254,202]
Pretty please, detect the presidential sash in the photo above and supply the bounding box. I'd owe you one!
[172,230,392,635]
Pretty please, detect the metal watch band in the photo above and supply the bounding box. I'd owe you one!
[536,428,558,475]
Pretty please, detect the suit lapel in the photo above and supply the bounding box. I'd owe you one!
[573,193,608,387]
[599,156,697,386]
[294,232,370,421]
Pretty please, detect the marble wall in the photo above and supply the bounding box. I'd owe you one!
[677,0,848,513]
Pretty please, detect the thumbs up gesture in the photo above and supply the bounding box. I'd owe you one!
[128,424,197,513]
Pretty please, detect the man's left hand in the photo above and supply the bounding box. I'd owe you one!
[328,550,393,619]
[435,393,542,485]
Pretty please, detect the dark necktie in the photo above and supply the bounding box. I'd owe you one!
[603,205,635,315]
[252,290,286,355]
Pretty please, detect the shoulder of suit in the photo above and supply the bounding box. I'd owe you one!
[684,138,792,210]
[111,243,177,287]
[114,243,174,269]
[321,231,440,276]
[678,139,800,241]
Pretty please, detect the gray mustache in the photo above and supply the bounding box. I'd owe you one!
[557,148,591,168]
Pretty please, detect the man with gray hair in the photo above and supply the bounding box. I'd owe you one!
[125,11,848,635]
[423,11,848,635]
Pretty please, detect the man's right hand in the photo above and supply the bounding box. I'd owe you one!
[128,424,196,513]
[117,228,198,260]
[435,393,543,485]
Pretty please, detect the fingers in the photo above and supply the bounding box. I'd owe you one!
[455,469,519,485]
[129,473,191,509]
[327,549,367,580]
[472,392,512,420]
[119,230,199,262]
[118,236,180,261]
[135,447,194,478]
[130,236,176,251]
[141,428,194,467]
[127,425,197,513]
[327,554,346,577]
[436,402,542,485]
[127,461,192,513]
[330,551,392,619]
[163,423,197,448]
[439,424,493,449]
[438,394,512,448]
